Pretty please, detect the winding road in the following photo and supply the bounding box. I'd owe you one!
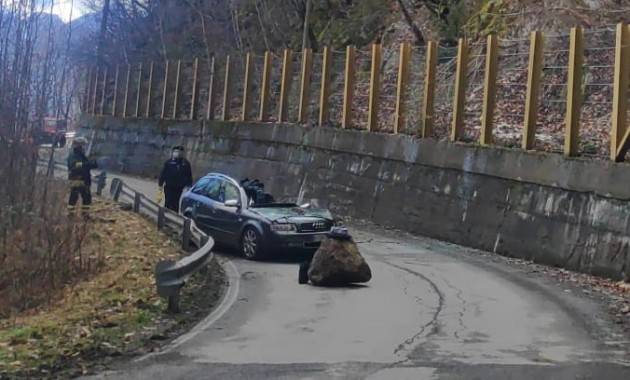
[85,174,630,380]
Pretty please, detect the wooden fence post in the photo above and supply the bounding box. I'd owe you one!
[480,34,499,145]
[610,23,630,161]
[91,67,100,114]
[298,48,313,123]
[367,44,382,132]
[421,41,438,137]
[222,55,232,121]
[161,60,170,119]
[206,57,216,120]
[278,49,294,122]
[145,61,154,118]
[172,59,182,119]
[394,42,411,134]
[318,46,332,127]
[259,52,271,121]
[342,45,356,129]
[99,67,108,115]
[564,27,584,156]
[522,31,544,150]
[123,64,131,118]
[190,57,199,120]
[135,63,143,118]
[241,52,253,121]
[112,64,120,116]
[450,38,469,141]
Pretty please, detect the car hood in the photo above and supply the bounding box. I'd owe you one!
[251,206,333,222]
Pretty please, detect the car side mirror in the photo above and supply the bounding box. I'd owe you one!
[300,203,311,208]
[224,199,240,208]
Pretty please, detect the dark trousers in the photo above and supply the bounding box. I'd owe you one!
[69,185,92,206]
[165,187,184,212]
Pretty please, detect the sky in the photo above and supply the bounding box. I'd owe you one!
[51,0,87,23]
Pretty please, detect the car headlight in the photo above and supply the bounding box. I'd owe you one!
[271,223,297,232]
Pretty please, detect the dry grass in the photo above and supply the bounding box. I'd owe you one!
[0,199,183,377]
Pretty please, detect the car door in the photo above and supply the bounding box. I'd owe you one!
[212,179,243,246]
[183,177,211,220]
[189,177,222,237]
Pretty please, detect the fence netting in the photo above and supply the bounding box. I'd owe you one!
[86,24,630,161]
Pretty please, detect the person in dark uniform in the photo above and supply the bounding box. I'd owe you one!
[158,146,193,212]
[67,137,98,207]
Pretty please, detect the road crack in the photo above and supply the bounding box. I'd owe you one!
[381,260,445,358]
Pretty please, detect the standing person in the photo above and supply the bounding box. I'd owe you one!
[158,145,193,213]
[67,137,98,207]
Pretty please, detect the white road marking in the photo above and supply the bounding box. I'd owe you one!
[135,257,241,362]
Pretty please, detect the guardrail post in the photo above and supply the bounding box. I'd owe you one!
[157,207,165,230]
[318,46,332,127]
[167,293,181,314]
[523,30,544,150]
[451,38,469,141]
[112,64,120,116]
[298,48,313,123]
[222,55,233,121]
[241,52,253,121]
[96,172,107,196]
[123,64,131,118]
[135,63,143,118]
[133,192,141,213]
[342,45,356,129]
[611,23,630,161]
[422,41,438,137]
[481,34,499,145]
[394,42,411,134]
[278,49,294,122]
[182,218,192,251]
[206,57,217,120]
[172,59,182,119]
[190,57,199,120]
[259,52,272,121]
[161,60,170,119]
[367,43,382,132]
[145,61,154,118]
[99,67,108,115]
[113,180,122,201]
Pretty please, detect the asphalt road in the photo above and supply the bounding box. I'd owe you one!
[82,174,630,380]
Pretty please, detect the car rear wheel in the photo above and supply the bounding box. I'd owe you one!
[241,227,264,260]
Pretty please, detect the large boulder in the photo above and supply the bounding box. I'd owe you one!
[307,237,371,286]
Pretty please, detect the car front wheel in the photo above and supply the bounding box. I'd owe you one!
[241,227,264,260]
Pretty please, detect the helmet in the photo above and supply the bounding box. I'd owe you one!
[73,136,88,147]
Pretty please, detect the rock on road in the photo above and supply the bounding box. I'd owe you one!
[85,174,630,380]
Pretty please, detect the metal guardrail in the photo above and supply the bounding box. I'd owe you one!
[38,157,214,313]
[109,178,215,313]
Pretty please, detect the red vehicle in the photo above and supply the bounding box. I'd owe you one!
[35,118,67,147]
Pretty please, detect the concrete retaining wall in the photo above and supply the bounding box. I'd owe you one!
[81,115,630,281]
